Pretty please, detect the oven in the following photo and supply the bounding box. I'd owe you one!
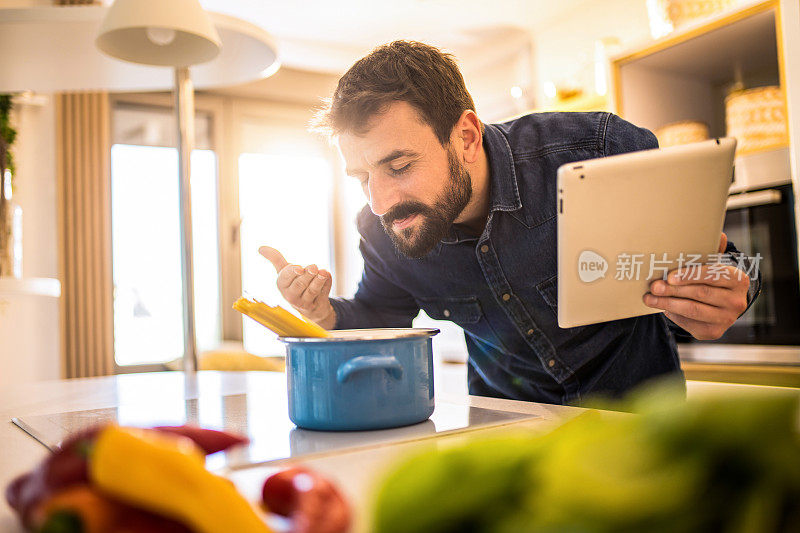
[682,183,800,345]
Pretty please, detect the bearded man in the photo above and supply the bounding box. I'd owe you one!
[260,41,758,404]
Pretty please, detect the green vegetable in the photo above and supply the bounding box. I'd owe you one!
[373,435,543,533]
[372,381,800,533]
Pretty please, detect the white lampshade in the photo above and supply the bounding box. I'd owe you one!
[96,0,221,67]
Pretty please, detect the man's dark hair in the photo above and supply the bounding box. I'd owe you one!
[312,40,483,145]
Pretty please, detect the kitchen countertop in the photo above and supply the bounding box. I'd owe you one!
[1,370,795,532]
[678,343,800,365]
[0,370,583,533]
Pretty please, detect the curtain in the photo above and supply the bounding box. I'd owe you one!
[55,92,114,378]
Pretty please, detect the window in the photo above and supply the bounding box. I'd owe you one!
[238,152,334,355]
[235,117,337,355]
[111,104,221,366]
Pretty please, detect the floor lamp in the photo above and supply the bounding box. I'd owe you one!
[96,0,223,373]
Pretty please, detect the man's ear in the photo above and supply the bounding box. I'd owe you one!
[453,110,483,164]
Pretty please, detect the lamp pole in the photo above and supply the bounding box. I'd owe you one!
[92,0,277,373]
[175,66,198,373]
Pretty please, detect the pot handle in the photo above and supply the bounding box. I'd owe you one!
[336,355,404,383]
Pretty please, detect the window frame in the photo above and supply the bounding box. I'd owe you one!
[108,92,356,371]
[109,92,228,373]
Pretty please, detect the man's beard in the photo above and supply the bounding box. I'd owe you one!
[380,147,472,259]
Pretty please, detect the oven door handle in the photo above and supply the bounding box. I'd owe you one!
[726,189,782,210]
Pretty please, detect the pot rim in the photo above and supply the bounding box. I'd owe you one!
[279,327,440,343]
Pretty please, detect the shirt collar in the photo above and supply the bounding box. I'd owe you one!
[439,123,522,245]
[483,123,522,213]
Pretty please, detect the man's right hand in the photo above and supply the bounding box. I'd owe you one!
[258,246,337,330]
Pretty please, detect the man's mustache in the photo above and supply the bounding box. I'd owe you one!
[381,201,432,227]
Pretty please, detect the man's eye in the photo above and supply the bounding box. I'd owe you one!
[390,163,411,175]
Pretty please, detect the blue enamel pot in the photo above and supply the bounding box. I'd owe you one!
[280,328,438,431]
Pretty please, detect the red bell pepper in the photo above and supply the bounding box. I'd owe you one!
[153,425,249,455]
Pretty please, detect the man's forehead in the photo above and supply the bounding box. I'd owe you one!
[339,134,418,164]
[337,102,435,165]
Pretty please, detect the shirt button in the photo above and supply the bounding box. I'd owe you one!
[548,359,556,368]
[502,293,511,302]
[443,309,451,318]
[480,245,489,253]
[526,328,534,336]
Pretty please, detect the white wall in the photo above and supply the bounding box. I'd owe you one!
[15,99,58,280]
[530,0,653,109]
[0,96,61,386]
[459,0,653,122]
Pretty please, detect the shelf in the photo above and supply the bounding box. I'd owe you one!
[0,277,61,298]
[612,1,783,137]
[614,3,778,83]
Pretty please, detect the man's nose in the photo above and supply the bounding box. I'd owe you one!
[367,174,399,217]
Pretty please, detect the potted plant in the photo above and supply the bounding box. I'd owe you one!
[0,94,21,278]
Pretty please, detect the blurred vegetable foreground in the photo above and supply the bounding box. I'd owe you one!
[6,424,351,533]
[372,384,800,533]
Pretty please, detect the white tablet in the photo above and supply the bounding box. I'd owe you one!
[557,137,736,328]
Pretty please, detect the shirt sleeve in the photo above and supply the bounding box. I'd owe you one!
[603,112,660,155]
[725,240,763,312]
[328,212,420,330]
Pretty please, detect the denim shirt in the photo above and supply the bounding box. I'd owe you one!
[330,111,758,405]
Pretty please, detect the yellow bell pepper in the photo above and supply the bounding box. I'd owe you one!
[89,426,271,533]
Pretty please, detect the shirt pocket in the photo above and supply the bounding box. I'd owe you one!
[536,275,591,335]
[415,296,483,325]
[536,275,560,317]
[416,295,511,353]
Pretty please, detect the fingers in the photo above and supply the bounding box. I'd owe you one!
[261,250,332,314]
[300,267,329,308]
[718,232,728,253]
[664,264,747,289]
[663,311,721,341]
[648,278,732,307]
[643,293,721,323]
[259,246,290,273]
[276,264,305,293]
[285,265,318,304]
[312,270,333,307]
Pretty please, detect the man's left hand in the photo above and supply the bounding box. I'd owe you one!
[643,233,750,340]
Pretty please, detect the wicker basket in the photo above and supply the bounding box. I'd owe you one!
[655,121,710,147]
[663,0,738,28]
[725,86,788,156]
